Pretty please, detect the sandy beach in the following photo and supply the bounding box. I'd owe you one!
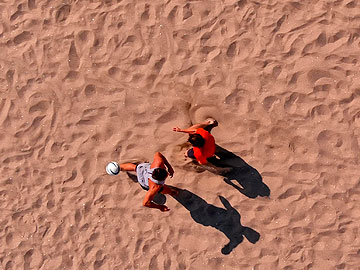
[1,0,360,269]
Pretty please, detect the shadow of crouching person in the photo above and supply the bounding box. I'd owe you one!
[208,145,270,199]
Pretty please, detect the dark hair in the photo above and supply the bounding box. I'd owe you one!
[188,133,205,147]
[152,168,168,181]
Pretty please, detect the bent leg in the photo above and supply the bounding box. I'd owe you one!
[203,118,218,132]
[189,118,218,133]
[120,163,137,171]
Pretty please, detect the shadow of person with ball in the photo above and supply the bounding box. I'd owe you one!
[173,187,260,254]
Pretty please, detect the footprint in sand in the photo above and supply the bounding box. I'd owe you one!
[64,71,79,81]
[55,5,71,23]
[68,41,80,70]
[225,90,250,114]
[77,30,90,42]
[167,5,178,23]
[6,70,14,85]
[6,231,22,248]
[262,95,280,112]
[29,100,49,114]
[182,3,193,20]
[5,261,14,270]
[307,69,332,85]
[226,42,237,58]
[328,30,346,43]
[13,31,32,45]
[311,201,337,229]
[310,104,331,121]
[140,4,150,21]
[236,38,254,60]
[312,83,331,99]
[284,92,308,116]
[317,130,342,150]
[155,110,178,124]
[52,223,64,241]
[84,84,96,97]
[153,57,166,71]
[24,249,44,269]
[10,9,23,21]
[315,32,327,47]
[28,0,35,9]
[289,135,318,159]
[345,1,356,8]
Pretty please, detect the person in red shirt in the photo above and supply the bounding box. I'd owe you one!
[173,118,217,164]
[173,118,232,175]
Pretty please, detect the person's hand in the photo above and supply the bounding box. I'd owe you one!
[172,127,181,132]
[159,205,170,212]
[168,167,174,178]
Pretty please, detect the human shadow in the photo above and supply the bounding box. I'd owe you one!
[173,188,260,255]
[207,145,270,199]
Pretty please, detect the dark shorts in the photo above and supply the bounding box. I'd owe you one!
[187,148,217,163]
[187,148,196,159]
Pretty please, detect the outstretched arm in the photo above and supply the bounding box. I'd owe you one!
[172,126,197,134]
[173,119,218,134]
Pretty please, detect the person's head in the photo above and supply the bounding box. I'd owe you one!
[151,168,168,181]
[188,133,205,147]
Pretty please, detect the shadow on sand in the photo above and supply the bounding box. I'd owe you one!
[174,188,260,254]
[207,145,270,199]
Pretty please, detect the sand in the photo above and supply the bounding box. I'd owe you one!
[1,0,360,269]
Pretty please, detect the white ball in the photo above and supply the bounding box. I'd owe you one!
[106,161,120,175]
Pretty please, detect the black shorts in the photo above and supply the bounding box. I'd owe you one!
[187,148,196,159]
[187,148,216,163]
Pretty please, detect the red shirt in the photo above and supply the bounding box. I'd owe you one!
[193,128,216,164]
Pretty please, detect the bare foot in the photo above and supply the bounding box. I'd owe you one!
[206,118,218,127]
